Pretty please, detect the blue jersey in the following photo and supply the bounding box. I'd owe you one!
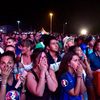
[58,72,82,100]
[88,52,100,71]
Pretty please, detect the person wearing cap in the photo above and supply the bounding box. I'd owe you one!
[63,36,74,52]
[61,36,74,58]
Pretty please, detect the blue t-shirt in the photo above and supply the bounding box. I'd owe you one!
[88,52,100,71]
[59,72,82,100]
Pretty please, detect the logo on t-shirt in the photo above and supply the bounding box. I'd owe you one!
[6,90,20,100]
[61,79,68,87]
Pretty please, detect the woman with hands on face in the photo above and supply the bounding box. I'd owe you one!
[58,51,86,100]
[0,51,26,100]
[69,46,95,100]
[68,45,93,78]
[26,48,58,100]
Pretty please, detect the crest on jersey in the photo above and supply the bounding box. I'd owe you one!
[61,79,68,87]
[6,90,20,100]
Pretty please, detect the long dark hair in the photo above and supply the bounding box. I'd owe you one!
[58,51,77,77]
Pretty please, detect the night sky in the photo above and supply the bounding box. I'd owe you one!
[0,0,100,34]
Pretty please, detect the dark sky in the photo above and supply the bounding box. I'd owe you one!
[0,0,100,34]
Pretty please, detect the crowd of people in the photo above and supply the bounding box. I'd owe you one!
[0,31,100,100]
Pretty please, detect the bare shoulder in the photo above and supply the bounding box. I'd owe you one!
[27,71,35,79]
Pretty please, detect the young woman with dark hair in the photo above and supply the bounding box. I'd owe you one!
[68,45,95,100]
[58,51,86,100]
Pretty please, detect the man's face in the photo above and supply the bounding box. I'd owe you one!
[49,39,59,52]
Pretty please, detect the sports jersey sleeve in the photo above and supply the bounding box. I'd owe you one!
[59,75,74,93]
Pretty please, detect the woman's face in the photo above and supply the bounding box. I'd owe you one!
[0,56,14,71]
[69,55,80,71]
[75,47,83,57]
[21,45,30,54]
[36,52,48,70]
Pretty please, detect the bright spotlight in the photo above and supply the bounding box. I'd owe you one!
[49,13,53,16]
[80,29,87,35]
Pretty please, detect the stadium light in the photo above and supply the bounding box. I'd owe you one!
[80,29,88,35]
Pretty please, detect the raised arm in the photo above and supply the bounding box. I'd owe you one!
[46,69,58,92]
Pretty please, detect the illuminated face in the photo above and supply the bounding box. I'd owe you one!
[69,55,80,71]
[49,39,59,52]
[0,56,14,71]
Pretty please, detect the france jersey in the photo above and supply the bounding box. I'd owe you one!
[59,72,82,100]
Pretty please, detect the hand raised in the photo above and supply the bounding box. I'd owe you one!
[1,65,12,79]
[38,59,48,72]
[76,63,83,76]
